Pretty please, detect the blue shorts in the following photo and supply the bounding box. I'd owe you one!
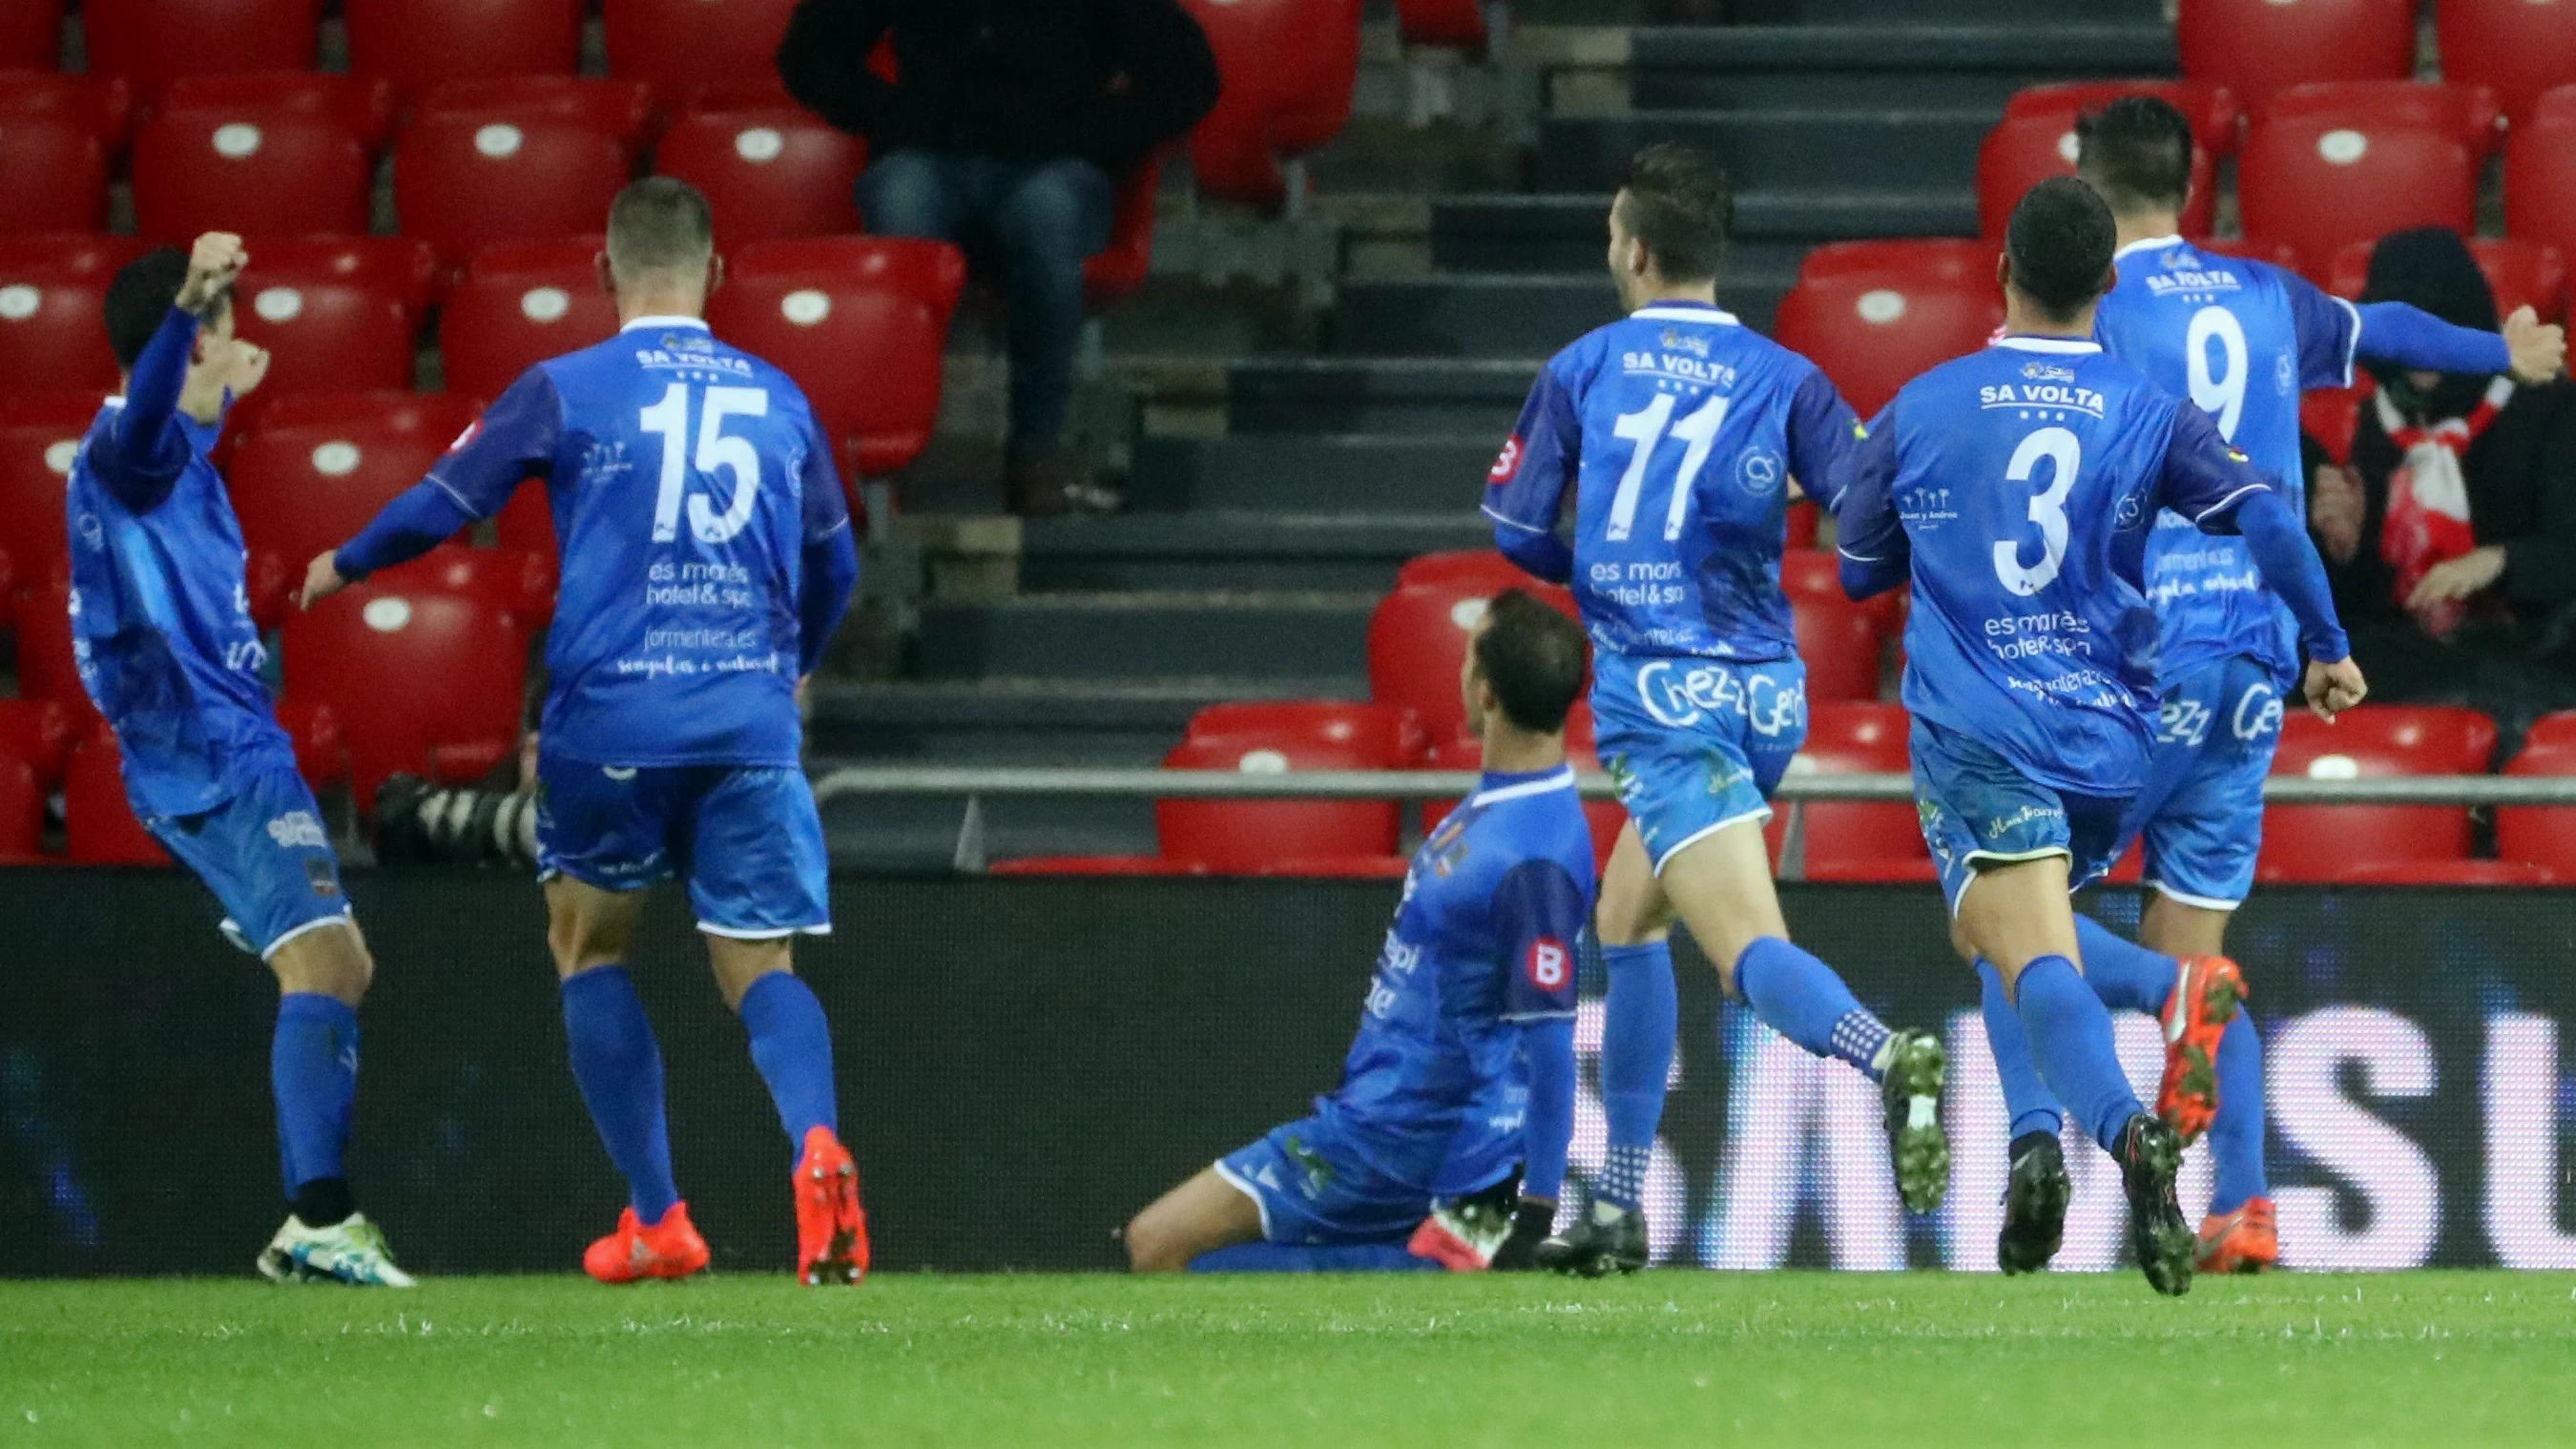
[1591,652,1808,873]
[1911,716,2130,916]
[143,755,352,960]
[2126,654,2285,911]
[1216,1115,1457,1247]
[536,756,831,939]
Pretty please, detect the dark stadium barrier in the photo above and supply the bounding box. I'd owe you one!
[2,871,2573,1275]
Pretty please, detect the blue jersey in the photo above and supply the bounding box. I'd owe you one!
[1485,300,1866,661]
[1835,337,2286,797]
[66,311,293,818]
[1317,766,1595,1196]
[2095,237,2360,682]
[406,316,851,768]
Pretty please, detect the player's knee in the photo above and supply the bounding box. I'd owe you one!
[1124,1211,1185,1273]
[270,921,372,1004]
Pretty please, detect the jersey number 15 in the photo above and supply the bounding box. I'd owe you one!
[640,382,769,547]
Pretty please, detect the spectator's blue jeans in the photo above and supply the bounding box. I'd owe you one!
[857,150,1114,461]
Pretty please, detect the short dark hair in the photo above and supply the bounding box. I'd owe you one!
[2075,95,2196,217]
[606,176,715,278]
[1614,142,1732,283]
[2004,176,2117,323]
[105,247,222,370]
[1473,590,1589,735]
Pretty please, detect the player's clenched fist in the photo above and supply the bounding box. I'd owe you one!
[298,551,348,611]
[176,232,247,316]
[2502,304,2566,383]
[2302,656,2367,721]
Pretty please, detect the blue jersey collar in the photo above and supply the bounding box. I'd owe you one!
[1469,763,1577,807]
[1990,335,2102,355]
[621,315,711,333]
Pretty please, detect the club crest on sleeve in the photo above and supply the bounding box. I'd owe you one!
[1525,937,1569,992]
[1488,435,1523,485]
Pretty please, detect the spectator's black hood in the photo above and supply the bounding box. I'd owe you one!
[2360,226,2502,421]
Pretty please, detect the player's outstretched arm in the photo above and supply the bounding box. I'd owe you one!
[100,233,246,511]
[2355,300,2564,383]
[1485,366,1580,585]
[1830,419,1908,599]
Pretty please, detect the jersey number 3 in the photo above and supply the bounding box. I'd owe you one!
[640,382,769,546]
[1991,426,2081,597]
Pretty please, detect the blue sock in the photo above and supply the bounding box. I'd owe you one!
[560,966,680,1224]
[2012,954,2147,1154]
[1596,941,1677,1210]
[1978,961,2064,1141]
[271,994,359,1198]
[2207,1012,2268,1214]
[1735,936,1892,1081]
[1188,1242,1442,1273]
[2072,915,2178,1016]
[737,972,839,1148]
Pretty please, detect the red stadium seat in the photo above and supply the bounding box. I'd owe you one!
[2259,706,2497,881]
[1786,499,1819,550]
[1183,0,1361,208]
[64,735,170,864]
[229,238,438,400]
[2498,711,2576,878]
[1186,699,1426,765]
[2325,236,2566,323]
[1259,855,1413,879]
[1155,734,1399,874]
[1777,701,1925,881]
[84,0,323,98]
[2238,83,2496,279]
[494,482,556,564]
[227,391,486,621]
[1776,242,2004,419]
[0,697,75,785]
[2302,383,2369,465]
[2177,0,2416,113]
[438,238,622,403]
[370,541,557,631]
[0,754,40,861]
[2336,859,2558,885]
[705,237,968,478]
[1396,0,1485,49]
[603,0,802,110]
[1367,578,1581,743]
[0,391,100,585]
[273,695,346,787]
[396,79,654,271]
[9,579,93,724]
[654,105,864,252]
[0,0,61,70]
[987,855,1205,877]
[1980,103,2220,240]
[345,0,587,105]
[2437,0,2576,128]
[2004,81,2243,148]
[1396,549,1527,591]
[0,80,113,236]
[1779,551,1894,703]
[1083,158,1163,308]
[2505,89,2576,275]
[282,579,529,806]
[0,237,147,400]
[132,75,392,245]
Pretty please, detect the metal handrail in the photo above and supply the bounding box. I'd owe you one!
[811,766,2576,807]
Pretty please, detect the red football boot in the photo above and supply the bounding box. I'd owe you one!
[584,1203,711,1284]
[2195,1196,2278,1274]
[2158,955,2246,1145]
[794,1126,869,1286]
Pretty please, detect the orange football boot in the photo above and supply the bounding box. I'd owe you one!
[584,1202,711,1284]
[2195,1195,2278,1273]
[794,1126,869,1286]
[2157,955,2246,1144]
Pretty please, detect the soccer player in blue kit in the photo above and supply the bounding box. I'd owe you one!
[70,233,411,1286]
[1124,591,1593,1273]
[1835,176,2368,1295]
[1975,99,2567,1278]
[301,179,868,1286]
[1485,144,1949,1275]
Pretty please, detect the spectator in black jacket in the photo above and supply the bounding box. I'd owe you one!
[2305,227,2576,751]
[779,0,1219,516]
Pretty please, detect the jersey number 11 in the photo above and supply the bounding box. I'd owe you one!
[1606,393,1730,543]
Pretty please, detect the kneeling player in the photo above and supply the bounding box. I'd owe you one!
[1126,592,1593,1273]
[70,235,409,1286]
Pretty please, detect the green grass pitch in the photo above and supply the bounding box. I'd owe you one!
[5,1273,2574,1446]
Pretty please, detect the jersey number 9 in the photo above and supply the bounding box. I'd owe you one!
[2186,305,2249,442]
[640,382,770,547]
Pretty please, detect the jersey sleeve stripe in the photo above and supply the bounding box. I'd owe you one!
[2191,482,2267,525]
[2332,295,2363,389]
[1481,503,1551,534]
[430,476,484,518]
